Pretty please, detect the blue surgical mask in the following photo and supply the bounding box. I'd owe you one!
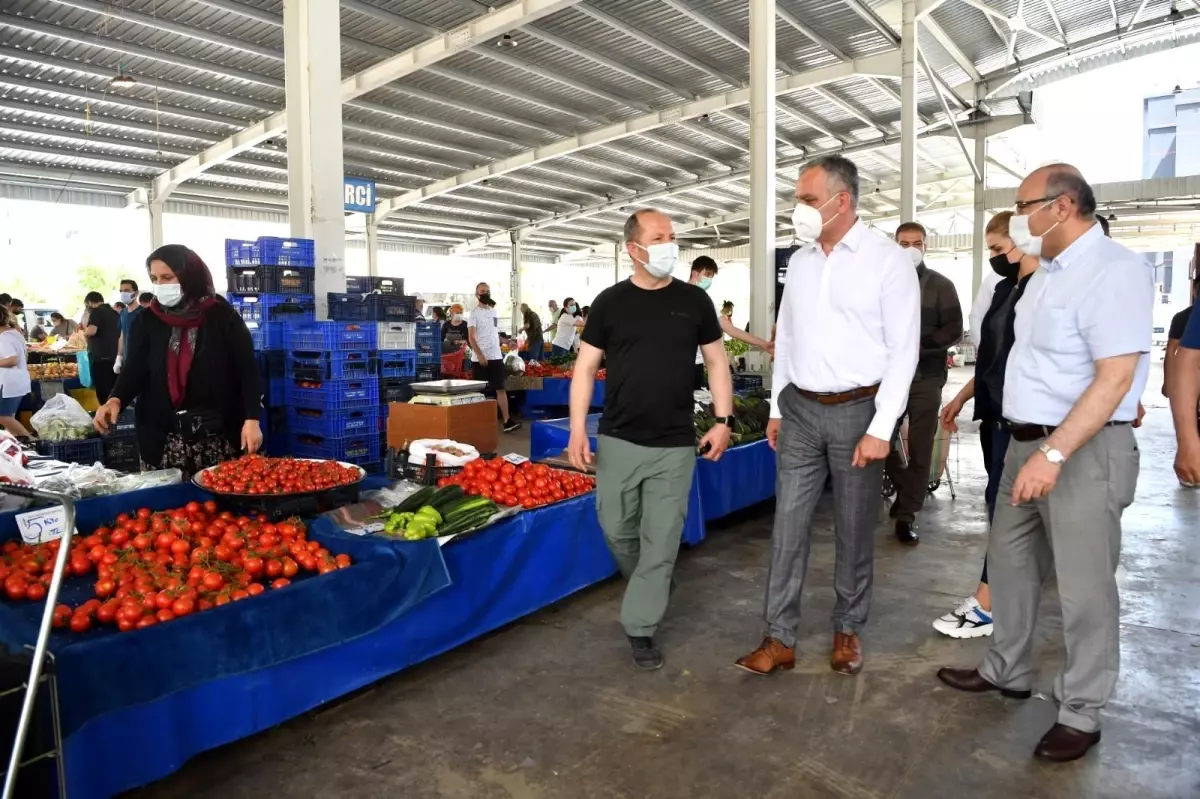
[697,277,713,291]
[119,291,134,304]
[568,304,577,313]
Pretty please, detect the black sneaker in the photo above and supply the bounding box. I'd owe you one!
[502,419,522,433]
[627,635,663,670]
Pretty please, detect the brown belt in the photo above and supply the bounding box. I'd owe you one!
[1006,420,1130,443]
[794,383,880,406]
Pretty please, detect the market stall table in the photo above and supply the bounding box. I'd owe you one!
[523,377,604,411]
[0,479,617,799]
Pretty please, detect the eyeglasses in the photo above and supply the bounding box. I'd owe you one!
[1013,194,1065,210]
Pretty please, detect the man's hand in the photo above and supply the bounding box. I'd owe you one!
[851,434,889,468]
[766,418,781,451]
[698,423,731,461]
[939,396,965,434]
[113,355,122,375]
[567,430,593,472]
[1174,439,1200,486]
[1134,401,1145,428]
[1011,450,1061,504]
[93,398,121,434]
[241,419,263,454]
[765,341,775,356]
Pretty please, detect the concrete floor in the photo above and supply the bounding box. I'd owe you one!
[134,365,1200,799]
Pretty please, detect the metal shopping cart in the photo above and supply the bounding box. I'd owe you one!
[881,412,957,502]
[1,485,73,799]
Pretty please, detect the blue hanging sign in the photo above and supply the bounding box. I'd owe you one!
[344,177,376,213]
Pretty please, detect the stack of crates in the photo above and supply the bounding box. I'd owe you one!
[255,351,288,455]
[101,406,140,472]
[414,320,442,382]
[284,321,382,472]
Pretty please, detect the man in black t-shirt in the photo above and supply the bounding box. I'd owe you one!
[1164,278,1196,399]
[568,208,733,671]
[84,291,120,403]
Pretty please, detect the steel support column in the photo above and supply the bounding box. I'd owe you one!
[899,0,918,221]
[972,86,988,301]
[749,0,776,364]
[148,201,165,249]
[366,217,380,277]
[284,0,345,320]
[613,240,621,285]
[510,231,522,335]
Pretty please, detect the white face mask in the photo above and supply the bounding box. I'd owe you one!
[119,291,135,304]
[634,242,679,278]
[154,282,183,308]
[1009,204,1060,259]
[452,313,463,323]
[906,246,924,268]
[791,194,841,241]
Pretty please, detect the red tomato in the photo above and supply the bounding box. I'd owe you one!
[203,500,218,515]
[243,557,264,578]
[96,602,118,624]
[136,615,157,629]
[281,558,299,578]
[24,582,46,602]
[171,598,195,617]
[94,579,115,598]
[246,583,265,597]
[154,533,175,551]
[271,578,290,589]
[334,553,352,569]
[265,559,283,578]
[170,539,191,556]
[155,609,175,623]
[184,501,201,515]
[202,572,224,591]
[69,613,91,633]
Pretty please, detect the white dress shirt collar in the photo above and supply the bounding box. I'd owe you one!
[1042,221,1103,274]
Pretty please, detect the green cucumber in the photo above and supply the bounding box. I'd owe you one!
[444,496,497,521]
[429,485,466,514]
[395,486,436,513]
[440,506,499,535]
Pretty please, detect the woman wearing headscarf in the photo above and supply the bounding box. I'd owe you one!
[93,244,262,477]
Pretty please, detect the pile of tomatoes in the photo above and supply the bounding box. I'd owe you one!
[439,459,595,510]
[523,363,606,380]
[198,454,362,495]
[0,500,352,634]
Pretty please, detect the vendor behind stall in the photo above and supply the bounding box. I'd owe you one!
[93,244,262,477]
[0,310,32,440]
[442,303,469,350]
[48,312,78,339]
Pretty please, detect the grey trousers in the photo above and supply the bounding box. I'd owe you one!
[595,435,696,638]
[884,374,946,524]
[979,424,1139,733]
[764,387,885,646]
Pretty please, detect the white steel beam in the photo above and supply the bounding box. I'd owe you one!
[750,0,777,350]
[899,0,918,221]
[520,25,694,100]
[375,52,899,221]
[188,0,393,56]
[920,17,983,82]
[152,0,584,200]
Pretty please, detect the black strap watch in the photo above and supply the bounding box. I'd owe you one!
[713,415,735,427]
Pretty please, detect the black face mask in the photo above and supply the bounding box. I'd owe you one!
[989,253,1018,280]
[478,293,492,305]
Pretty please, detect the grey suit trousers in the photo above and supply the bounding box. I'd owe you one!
[764,386,885,646]
[979,424,1139,733]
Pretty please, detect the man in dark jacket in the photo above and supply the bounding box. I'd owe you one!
[83,291,120,403]
[886,222,963,544]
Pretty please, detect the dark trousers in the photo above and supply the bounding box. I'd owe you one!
[884,374,946,524]
[91,358,116,404]
[979,418,1012,585]
[693,362,707,390]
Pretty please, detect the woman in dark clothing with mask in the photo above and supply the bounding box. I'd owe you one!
[93,244,262,477]
[932,211,1038,640]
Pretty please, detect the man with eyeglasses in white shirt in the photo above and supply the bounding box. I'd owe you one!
[734,154,920,678]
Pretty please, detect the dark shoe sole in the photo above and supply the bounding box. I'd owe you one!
[937,671,1032,699]
[633,657,664,671]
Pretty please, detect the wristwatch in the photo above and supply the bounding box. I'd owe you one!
[1039,443,1066,465]
[713,416,735,427]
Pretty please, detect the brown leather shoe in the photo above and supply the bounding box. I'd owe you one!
[831,631,863,675]
[1034,723,1101,762]
[734,637,795,675]
[936,667,1032,699]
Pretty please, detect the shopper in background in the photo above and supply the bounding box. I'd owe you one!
[7,299,26,338]
[688,256,773,389]
[48,312,77,339]
[552,297,581,358]
[83,290,120,404]
[0,294,10,313]
[886,222,963,545]
[94,244,262,478]
[519,302,544,361]
[0,310,32,440]
[1163,274,1196,399]
[138,292,153,309]
[736,154,919,679]
[467,282,520,434]
[569,207,732,671]
[547,299,559,324]
[720,301,734,323]
[938,164,1151,764]
[113,301,127,313]
[442,303,469,349]
[115,278,143,375]
[935,211,1039,639]
[413,296,426,321]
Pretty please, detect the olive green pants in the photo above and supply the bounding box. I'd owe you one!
[595,435,696,637]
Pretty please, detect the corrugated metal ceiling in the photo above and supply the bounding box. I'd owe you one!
[0,0,1193,257]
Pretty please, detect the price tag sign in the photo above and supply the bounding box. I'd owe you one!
[502,453,529,465]
[15,506,73,545]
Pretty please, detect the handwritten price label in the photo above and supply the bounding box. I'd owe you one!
[15,506,72,545]
[502,453,529,465]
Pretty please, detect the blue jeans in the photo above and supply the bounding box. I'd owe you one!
[550,344,571,359]
[979,419,1012,585]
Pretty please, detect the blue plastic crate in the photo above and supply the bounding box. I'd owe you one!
[285,321,376,352]
[257,350,287,380]
[376,350,417,378]
[732,373,764,392]
[288,433,381,464]
[286,377,379,411]
[263,376,288,406]
[258,237,315,267]
[112,406,137,435]
[287,349,375,381]
[415,351,440,366]
[247,321,286,351]
[225,238,261,266]
[327,293,416,323]
[288,407,378,437]
[229,293,315,323]
[36,437,104,466]
[381,377,415,404]
[345,276,403,295]
[226,266,314,295]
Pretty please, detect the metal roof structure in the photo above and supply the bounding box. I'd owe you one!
[1,0,1198,260]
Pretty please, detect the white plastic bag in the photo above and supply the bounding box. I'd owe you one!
[407,439,480,468]
[30,394,95,441]
[0,431,34,512]
[504,351,525,374]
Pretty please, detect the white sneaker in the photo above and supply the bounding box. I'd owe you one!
[932,596,994,639]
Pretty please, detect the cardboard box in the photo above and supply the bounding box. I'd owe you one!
[504,376,544,392]
[387,400,498,455]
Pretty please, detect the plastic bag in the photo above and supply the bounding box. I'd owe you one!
[30,393,95,440]
[407,439,479,467]
[504,351,525,375]
[0,432,36,511]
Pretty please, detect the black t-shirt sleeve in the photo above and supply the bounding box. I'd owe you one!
[581,292,608,350]
[697,292,722,347]
[1169,307,1191,340]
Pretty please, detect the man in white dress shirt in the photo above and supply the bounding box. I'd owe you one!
[735,155,920,677]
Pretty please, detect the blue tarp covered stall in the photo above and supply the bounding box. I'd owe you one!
[0,483,616,799]
[523,377,604,410]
